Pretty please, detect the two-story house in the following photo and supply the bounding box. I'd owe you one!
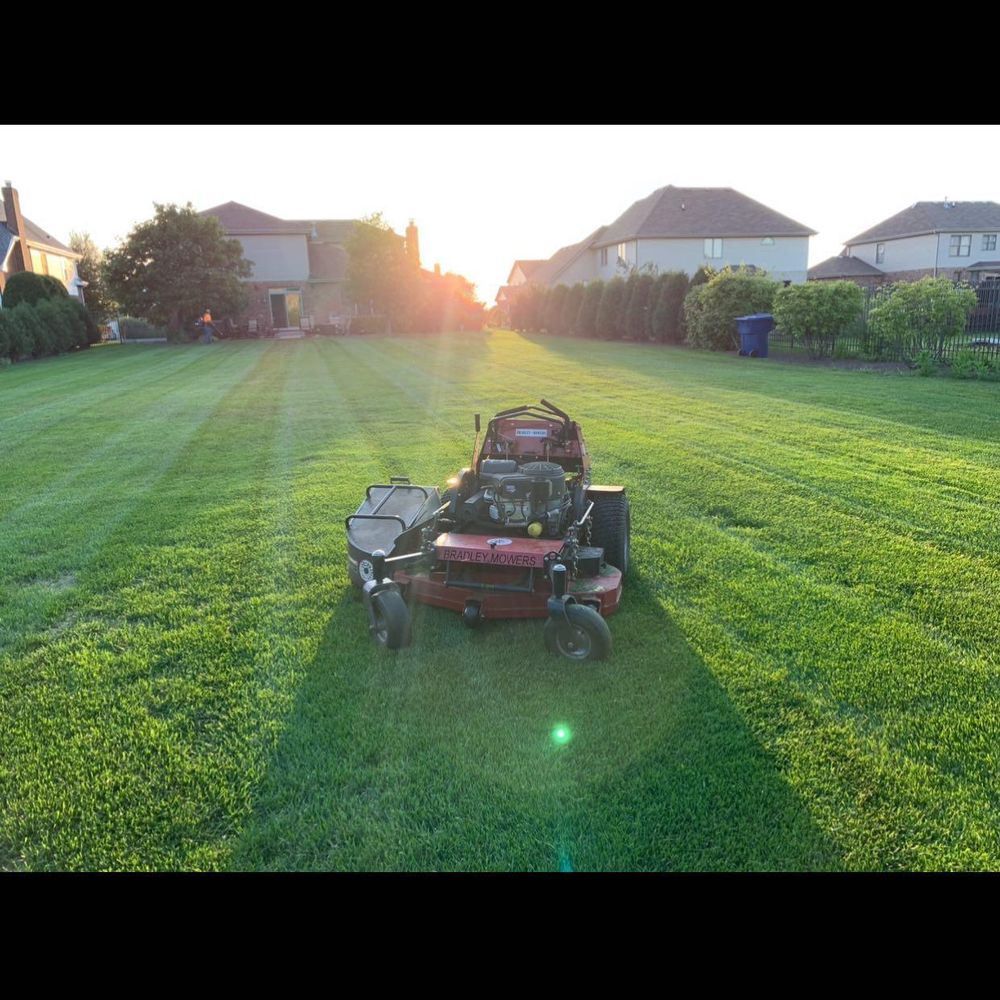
[839,201,1000,285]
[508,186,815,293]
[200,201,358,332]
[1,181,85,302]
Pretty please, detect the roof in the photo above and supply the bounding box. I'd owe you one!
[0,204,78,257]
[289,219,357,242]
[594,185,816,246]
[507,259,545,283]
[967,260,1000,271]
[532,226,607,286]
[0,226,16,267]
[808,255,885,279]
[845,202,1000,245]
[200,201,312,235]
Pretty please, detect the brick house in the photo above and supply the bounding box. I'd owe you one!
[200,201,357,332]
[1,181,85,302]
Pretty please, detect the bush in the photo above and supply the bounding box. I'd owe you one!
[689,265,715,289]
[0,310,10,360]
[560,284,585,337]
[575,281,604,339]
[348,315,388,336]
[869,278,977,361]
[914,349,936,376]
[650,272,689,342]
[772,281,864,359]
[543,285,569,334]
[684,267,779,351]
[624,273,656,341]
[2,271,69,308]
[596,277,627,340]
[120,316,164,340]
[950,349,978,379]
[510,284,546,332]
[6,305,43,360]
[35,299,69,353]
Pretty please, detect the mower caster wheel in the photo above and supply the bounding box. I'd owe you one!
[367,589,412,650]
[462,600,483,629]
[544,604,612,663]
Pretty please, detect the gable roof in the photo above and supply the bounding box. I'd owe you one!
[200,201,312,235]
[507,259,545,283]
[594,186,816,246]
[289,219,357,242]
[0,204,77,257]
[532,226,607,286]
[808,255,885,279]
[845,202,1000,245]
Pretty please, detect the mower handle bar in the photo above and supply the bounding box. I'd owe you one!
[344,513,408,532]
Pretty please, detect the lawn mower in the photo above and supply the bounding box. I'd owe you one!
[345,400,629,663]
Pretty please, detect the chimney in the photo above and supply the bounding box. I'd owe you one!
[2,181,33,274]
[405,219,421,268]
[434,262,441,276]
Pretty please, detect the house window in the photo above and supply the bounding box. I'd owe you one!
[600,247,608,267]
[950,234,972,257]
[876,243,885,264]
[617,243,626,265]
[704,238,723,259]
[983,234,997,251]
[760,237,775,246]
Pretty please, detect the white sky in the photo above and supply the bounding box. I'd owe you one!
[5,125,999,302]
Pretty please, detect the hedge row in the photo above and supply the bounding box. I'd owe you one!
[0,298,101,364]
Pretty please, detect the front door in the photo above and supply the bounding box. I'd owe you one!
[285,292,302,327]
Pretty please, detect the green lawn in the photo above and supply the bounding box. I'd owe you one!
[0,332,997,871]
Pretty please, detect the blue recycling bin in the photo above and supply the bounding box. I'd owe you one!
[736,313,774,357]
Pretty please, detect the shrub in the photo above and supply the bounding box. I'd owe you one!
[624,273,656,341]
[869,278,977,361]
[0,310,10,360]
[976,356,1000,381]
[2,271,69,308]
[560,284,585,337]
[575,281,604,339]
[348,315,388,336]
[950,349,978,379]
[120,316,163,340]
[596,277,627,340]
[35,299,71,353]
[543,285,569,334]
[510,284,546,332]
[684,267,779,351]
[914,349,936,377]
[689,265,715,289]
[6,304,43,360]
[772,281,864,359]
[650,272,689,343]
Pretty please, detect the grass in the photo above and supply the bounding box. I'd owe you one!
[0,331,997,871]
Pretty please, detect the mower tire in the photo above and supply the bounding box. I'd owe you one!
[590,492,630,576]
[367,588,412,650]
[544,603,612,663]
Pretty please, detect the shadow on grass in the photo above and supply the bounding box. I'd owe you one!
[230,569,841,871]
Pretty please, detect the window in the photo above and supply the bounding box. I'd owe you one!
[617,243,626,265]
[876,243,885,264]
[704,238,723,258]
[950,234,972,257]
[983,234,997,251]
[760,237,775,246]
[600,247,608,267]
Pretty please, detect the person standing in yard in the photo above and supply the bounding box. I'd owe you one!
[201,308,216,344]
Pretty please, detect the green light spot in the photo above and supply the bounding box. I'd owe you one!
[551,725,573,746]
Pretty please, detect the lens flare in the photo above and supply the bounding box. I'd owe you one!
[551,724,572,746]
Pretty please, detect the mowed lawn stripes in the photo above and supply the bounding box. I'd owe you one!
[0,333,996,870]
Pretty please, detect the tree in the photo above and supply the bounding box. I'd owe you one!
[624,273,656,340]
[69,231,115,323]
[575,281,604,339]
[772,281,864,359]
[560,283,585,337]
[103,203,251,333]
[596,277,627,339]
[684,267,779,351]
[650,272,689,342]
[345,212,420,332]
[543,285,569,334]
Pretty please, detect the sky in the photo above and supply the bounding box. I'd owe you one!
[5,125,999,303]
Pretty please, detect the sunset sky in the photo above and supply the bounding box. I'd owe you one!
[5,125,998,303]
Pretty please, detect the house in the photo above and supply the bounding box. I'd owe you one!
[507,186,815,292]
[1,181,85,302]
[200,201,361,332]
[841,201,1000,285]
[807,254,886,288]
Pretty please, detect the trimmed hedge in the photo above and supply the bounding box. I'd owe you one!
[3,271,69,308]
[0,299,95,363]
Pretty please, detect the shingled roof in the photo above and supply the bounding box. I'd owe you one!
[808,255,885,280]
[0,204,77,256]
[200,201,312,235]
[532,226,607,286]
[845,202,1000,245]
[593,186,815,246]
[507,259,546,283]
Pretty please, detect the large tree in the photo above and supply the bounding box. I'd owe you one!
[103,203,251,332]
[345,212,420,332]
[69,231,115,323]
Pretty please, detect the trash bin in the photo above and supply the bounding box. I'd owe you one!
[736,313,775,358]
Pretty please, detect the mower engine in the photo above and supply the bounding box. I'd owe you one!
[460,460,571,538]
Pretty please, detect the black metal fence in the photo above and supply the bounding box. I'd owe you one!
[769,281,1000,364]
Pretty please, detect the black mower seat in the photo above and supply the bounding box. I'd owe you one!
[347,485,440,558]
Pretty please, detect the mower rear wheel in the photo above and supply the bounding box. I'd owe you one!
[590,492,630,576]
[544,604,612,663]
[367,589,412,650]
